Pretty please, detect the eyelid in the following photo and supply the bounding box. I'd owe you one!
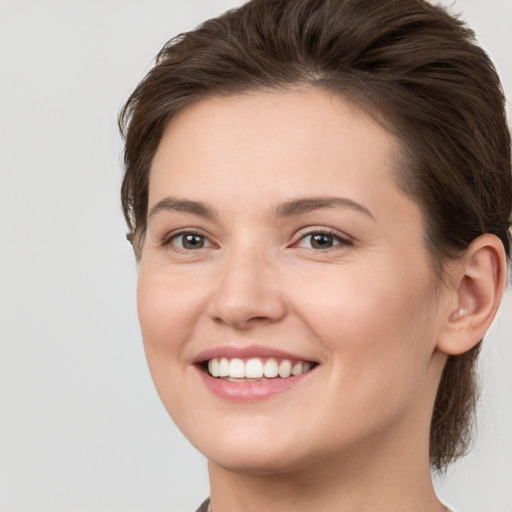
[291,227,354,249]
[161,228,217,250]
[158,226,352,251]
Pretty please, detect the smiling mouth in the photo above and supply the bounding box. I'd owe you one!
[203,357,318,381]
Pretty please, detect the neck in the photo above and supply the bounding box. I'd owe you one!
[208,417,445,512]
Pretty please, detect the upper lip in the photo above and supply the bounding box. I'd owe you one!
[193,344,318,364]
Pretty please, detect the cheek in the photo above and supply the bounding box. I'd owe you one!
[136,269,203,420]
[137,265,202,343]
[291,262,437,396]
[136,268,200,378]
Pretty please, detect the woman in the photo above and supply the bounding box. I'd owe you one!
[119,0,511,510]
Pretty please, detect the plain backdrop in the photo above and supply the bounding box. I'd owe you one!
[0,1,511,511]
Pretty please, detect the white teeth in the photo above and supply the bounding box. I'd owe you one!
[278,360,292,378]
[291,361,303,376]
[206,357,314,379]
[263,358,279,378]
[245,358,264,378]
[219,357,229,377]
[208,359,220,377]
[229,358,245,378]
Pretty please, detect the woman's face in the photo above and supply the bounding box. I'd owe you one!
[137,89,447,473]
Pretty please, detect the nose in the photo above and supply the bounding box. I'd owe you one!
[208,246,287,330]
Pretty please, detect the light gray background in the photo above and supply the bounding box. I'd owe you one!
[0,1,510,511]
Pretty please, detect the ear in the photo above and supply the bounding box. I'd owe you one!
[437,234,507,356]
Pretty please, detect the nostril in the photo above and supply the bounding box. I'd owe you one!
[212,312,280,330]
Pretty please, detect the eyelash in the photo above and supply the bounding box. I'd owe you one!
[161,228,352,252]
[292,229,353,250]
[161,230,214,251]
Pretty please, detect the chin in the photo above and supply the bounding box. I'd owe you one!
[206,445,310,476]
[185,420,313,475]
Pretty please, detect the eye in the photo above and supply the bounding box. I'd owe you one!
[167,231,213,250]
[295,230,352,250]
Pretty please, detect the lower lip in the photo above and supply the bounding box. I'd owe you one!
[197,367,314,401]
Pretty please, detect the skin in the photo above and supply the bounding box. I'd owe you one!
[136,88,503,511]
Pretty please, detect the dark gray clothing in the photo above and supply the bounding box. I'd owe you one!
[195,498,210,512]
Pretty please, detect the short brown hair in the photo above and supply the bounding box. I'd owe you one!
[119,0,512,471]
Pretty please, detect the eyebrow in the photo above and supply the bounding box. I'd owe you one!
[146,195,374,222]
[147,197,217,221]
[273,196,374,219]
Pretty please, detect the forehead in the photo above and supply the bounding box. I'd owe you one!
[149,88,402,206]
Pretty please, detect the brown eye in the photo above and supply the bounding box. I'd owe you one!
[295,230,352,250]
[170,232,211,250]
[310,233,335,249]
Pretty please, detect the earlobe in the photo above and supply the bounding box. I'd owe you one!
[437,234,507,356]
